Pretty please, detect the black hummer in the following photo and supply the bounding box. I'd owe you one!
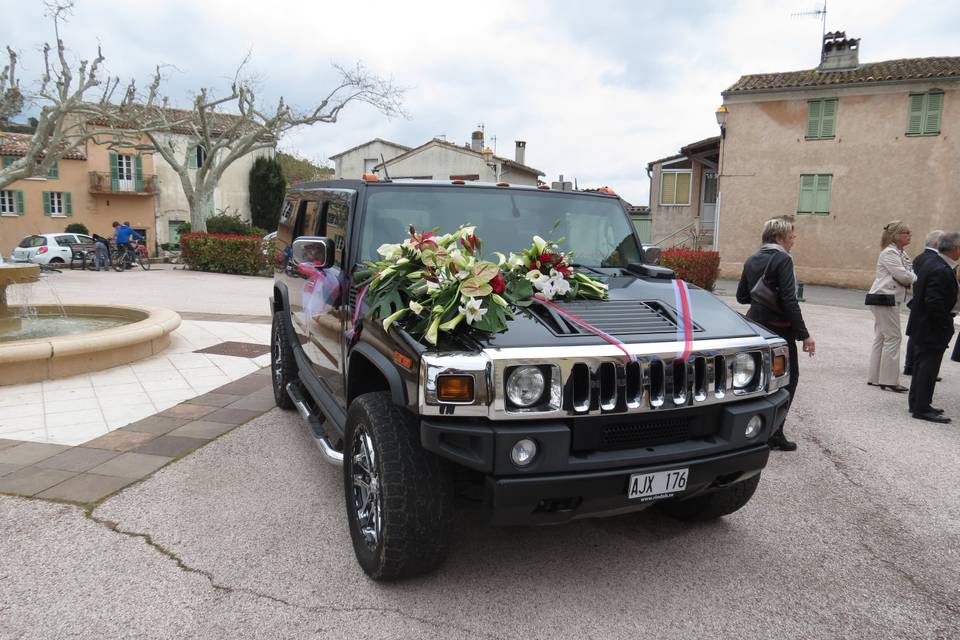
[270,178,791,581]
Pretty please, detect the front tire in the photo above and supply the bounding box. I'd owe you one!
[344,392,454,581]
[138,254,151,270]
[657,474,761,522]
[271,312,297,410]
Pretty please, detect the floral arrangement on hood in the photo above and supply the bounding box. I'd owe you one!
[356,225,608,345]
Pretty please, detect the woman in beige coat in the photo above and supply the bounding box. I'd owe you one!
[866,221,916,392]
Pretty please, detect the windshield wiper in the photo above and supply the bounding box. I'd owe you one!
[569,262,609,276]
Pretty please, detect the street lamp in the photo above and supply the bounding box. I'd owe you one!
[715,105,728,138]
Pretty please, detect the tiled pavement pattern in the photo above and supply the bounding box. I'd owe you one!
[0,369,275,504]
[0,319,272,445]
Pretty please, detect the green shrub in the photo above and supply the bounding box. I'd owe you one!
[160,242,180,251]
[205,213,264,237]
[65,222,89,235]
[176,222,191,236]
[180,233,268,275]
[660,248,721,291]
[249,156,286,231]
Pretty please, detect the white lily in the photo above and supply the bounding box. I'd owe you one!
[377,243,402,260]
[459,297,488,326]
[425,315,441,345]
[552,275,571,297]
[381,308,409,332]
[409,300,424,314]
[439,313,464,331]
[493,251,507,266]
[425,280,441,293]
[532,235,548,252]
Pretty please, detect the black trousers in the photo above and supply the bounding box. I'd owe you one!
[908,343,947,414]
[904,333,916,373]
[951,334,960,362]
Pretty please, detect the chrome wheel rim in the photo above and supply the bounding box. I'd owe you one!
[350,425,381,548]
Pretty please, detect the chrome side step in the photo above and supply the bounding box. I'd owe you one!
[286,382,344,466]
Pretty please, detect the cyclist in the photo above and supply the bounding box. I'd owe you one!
[112,221,143,268]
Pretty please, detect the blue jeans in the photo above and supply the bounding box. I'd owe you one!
[94,243,110,270]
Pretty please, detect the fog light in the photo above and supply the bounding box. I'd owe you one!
[510,439,538,466]
[745,415,763,439]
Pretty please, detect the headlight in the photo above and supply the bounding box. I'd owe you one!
[506,366,545,407]
[732,352,757,388]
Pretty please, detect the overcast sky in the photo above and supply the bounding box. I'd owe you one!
[4,0,958,204]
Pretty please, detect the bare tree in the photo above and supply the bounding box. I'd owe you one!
[0,2,161,190]
[140,60,406,231]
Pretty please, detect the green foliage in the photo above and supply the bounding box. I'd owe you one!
[179,233,269,275]
[205,213,265,236]
[176,222,191,236]
[276,151,333,184]
[249,156,286,231]
[660,248,721,291]
[64,222,89,235]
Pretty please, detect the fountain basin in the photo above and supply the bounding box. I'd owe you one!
[0,304,181,385]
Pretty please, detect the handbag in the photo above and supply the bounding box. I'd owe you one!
[864,293,896,306]
[750,254,783,314]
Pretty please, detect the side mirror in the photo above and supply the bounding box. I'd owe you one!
[641,244,662,265]
[292,236,336,269]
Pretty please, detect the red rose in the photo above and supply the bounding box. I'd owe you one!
[489,273,505,294]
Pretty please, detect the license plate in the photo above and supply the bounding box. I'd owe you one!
[627,467,688,501]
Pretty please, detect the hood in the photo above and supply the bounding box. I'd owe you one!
[469,274,765,350]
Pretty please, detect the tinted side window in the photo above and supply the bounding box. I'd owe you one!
[55,235,76,246]
[19,235,44,248]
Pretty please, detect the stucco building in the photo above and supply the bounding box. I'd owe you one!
[647,137,719,249]
[716,33,960,287]
[1,132,158,257]
[330,131,544,185]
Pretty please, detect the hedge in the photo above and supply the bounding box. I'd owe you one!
[180,233,269,275]
[660,248,721,291]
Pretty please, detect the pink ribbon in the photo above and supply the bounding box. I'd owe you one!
[534,295,636,362]
[673,279,694,361]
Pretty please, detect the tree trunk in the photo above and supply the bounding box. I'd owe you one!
[189,188,214,232]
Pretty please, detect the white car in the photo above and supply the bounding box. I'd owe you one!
[11,233,94,265]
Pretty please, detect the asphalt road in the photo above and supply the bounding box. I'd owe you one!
[2,301,959,639]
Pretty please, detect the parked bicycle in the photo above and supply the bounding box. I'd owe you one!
[111,240,150,271]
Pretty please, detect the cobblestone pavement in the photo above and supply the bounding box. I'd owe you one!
[2,298,959,639]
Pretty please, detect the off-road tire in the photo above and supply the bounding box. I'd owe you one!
[271,312,297,410]
[658,474,761,522]
[344,392,454,581]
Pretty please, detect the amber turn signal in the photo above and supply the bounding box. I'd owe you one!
[361,173,379,182]
[437,375,474,402]
[772,354,787,377]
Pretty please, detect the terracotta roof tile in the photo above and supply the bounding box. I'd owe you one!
[0,132,87,160]
[724,56,960,94]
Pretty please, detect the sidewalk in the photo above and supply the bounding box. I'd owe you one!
[714,278,868,310]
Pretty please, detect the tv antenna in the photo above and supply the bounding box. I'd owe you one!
[792,1,828,43]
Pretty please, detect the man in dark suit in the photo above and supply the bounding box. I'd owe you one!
[904,230,943,375]
[907,231,960,423]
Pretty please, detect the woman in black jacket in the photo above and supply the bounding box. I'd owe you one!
[736,216,816,451]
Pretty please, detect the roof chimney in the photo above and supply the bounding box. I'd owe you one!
[514,140,526,166]
[471,130,484,152]
[819,31,860,71]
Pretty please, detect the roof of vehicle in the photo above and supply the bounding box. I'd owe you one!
[288,179,620,199]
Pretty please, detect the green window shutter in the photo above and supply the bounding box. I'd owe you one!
[819,99,837,138]
[798,175,816,213]
[907,94,925,135]
[814,175,832,213]
[64,192,73,216]
[1,157,13,168]
[15,190,25,214]
[109,152,119,191]
[675,172,691,205]
[661,172,676,205]
[806,100,823,138]
[924,92,943,134]
[134,155,144,191]
[188,144,198,169]
[47,162,59,179]
[42,191,51,216]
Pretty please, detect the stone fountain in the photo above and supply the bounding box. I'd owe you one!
[0,263,181,385]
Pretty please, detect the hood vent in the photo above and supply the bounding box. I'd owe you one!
[535,300,700,337]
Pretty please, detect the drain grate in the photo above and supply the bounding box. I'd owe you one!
[194,341,270,358]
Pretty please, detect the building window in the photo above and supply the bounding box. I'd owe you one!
[797,174,832,215]
[43,191,72,217]
[660,170,692,206]
[1,157,13,168]
[363,158,378,173]
[806,98,837,139]
[0,190,23,215]
[47,161,59,179]
[189,144,207,169]
[906,91,943,136]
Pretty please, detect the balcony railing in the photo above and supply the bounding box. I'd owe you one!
[89,172,158,196]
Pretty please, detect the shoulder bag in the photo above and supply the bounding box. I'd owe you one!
[750,254,784,314]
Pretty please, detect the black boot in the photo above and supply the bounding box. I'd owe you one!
[769,429,797,452]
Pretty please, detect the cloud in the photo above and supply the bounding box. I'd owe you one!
[3,0,958,205]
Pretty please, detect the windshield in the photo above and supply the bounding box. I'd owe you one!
[360,187,641,267]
